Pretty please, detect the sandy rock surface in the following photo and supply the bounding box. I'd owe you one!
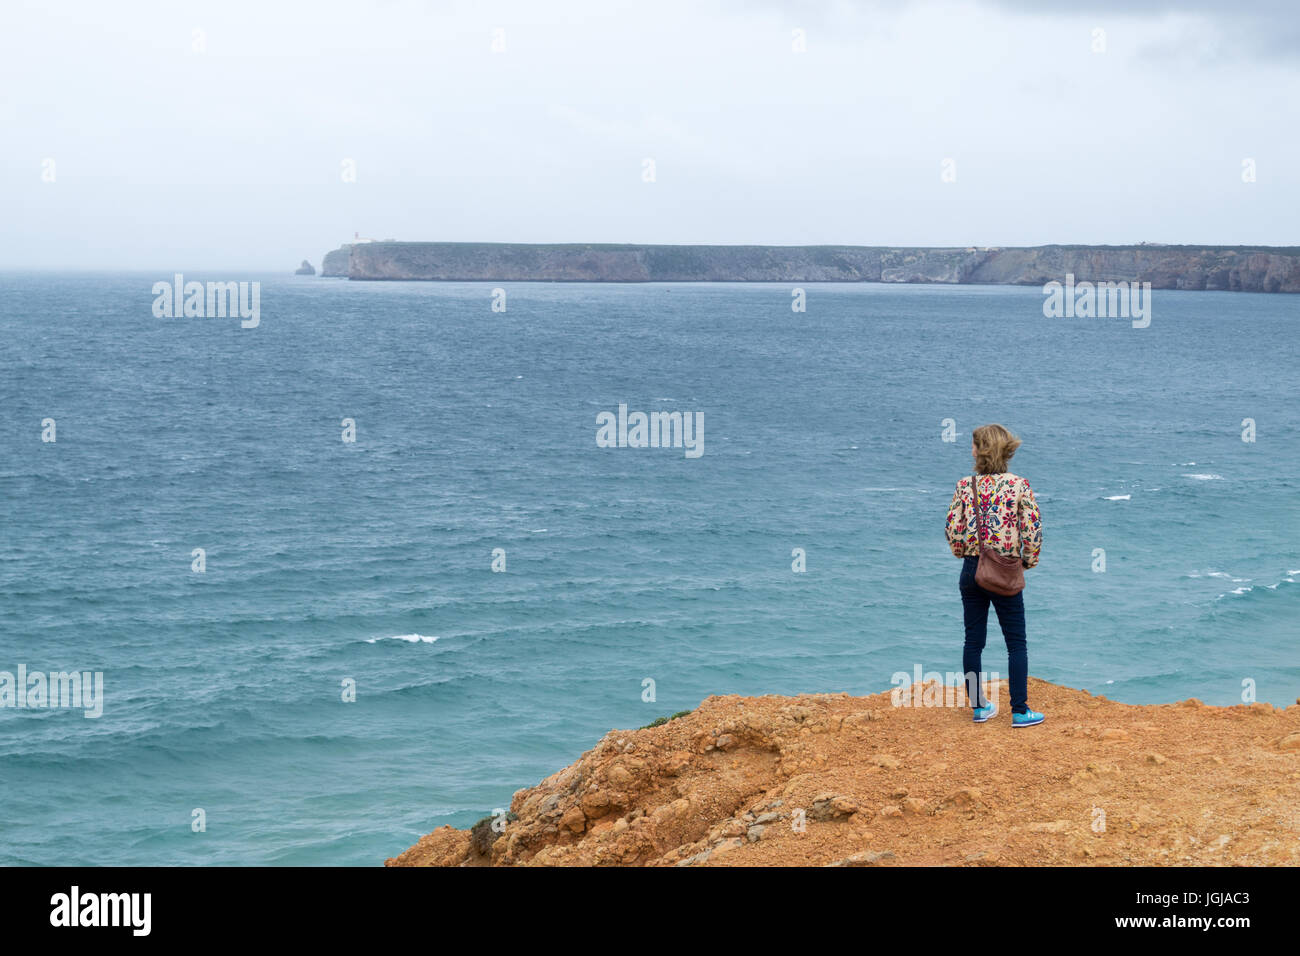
[386,679,1300,867]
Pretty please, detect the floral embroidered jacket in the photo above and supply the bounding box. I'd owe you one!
[945,472,1042,569]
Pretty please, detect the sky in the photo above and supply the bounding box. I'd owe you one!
[1,0,1296,269]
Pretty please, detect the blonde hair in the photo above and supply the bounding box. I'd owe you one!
[972,423,1022,474]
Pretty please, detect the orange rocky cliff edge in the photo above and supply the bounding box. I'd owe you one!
[386,678,1300,867]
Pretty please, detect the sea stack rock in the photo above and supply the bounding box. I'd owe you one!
[294,259,316,276]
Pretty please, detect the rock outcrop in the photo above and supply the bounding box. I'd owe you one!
[294,259,315,275]
[386,679,1300,867]
[319,242,1300,292]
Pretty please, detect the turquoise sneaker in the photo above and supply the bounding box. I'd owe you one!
[1012,709,1045,728]
[972,701,998,723]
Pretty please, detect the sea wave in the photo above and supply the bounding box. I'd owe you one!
[365,634,439,644]
[1187,570,1249,582]
[1212,575,1296,602]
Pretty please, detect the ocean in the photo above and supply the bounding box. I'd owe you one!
[1,273,1296,865]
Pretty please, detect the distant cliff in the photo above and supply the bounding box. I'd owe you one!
[320,244,352,277]
[317,242,1300,292]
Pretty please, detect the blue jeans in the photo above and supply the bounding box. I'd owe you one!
[960,555,1028,714]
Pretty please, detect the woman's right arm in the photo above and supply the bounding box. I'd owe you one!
[945,480,968,557]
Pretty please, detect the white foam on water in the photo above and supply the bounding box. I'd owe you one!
[1182,473,1223,480]
[366,634,438,644]
[1213,585,1257,601]
[1103,494,1131,500]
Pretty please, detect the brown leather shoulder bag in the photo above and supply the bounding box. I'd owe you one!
[971,473,1026,597]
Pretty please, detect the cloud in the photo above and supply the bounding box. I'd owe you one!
[983,0,1300,61]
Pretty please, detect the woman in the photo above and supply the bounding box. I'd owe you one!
[945,424,1044,727]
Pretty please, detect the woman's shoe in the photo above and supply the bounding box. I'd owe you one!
[972,702,998,723]
[1012,709,1045,727]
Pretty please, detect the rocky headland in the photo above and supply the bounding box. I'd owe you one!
[386,679,1300,867]
[319,242,1300,292]
[320,245,352,277]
